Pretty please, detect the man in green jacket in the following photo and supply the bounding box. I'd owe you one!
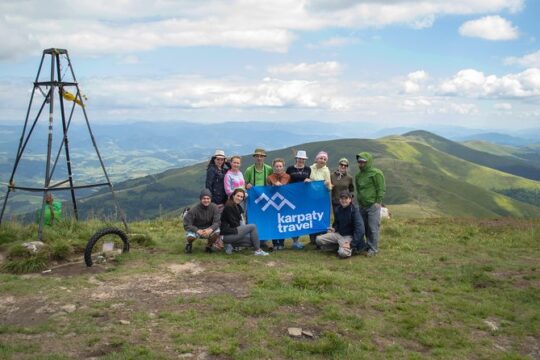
[355,152,385,256]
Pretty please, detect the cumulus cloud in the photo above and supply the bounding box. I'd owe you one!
[0,0,525,60]
[459,16,519,41]
[267,62,342,78]
[439,68,540,98]
[403,70,429,94]
[84,75,350,111]
[504,50,540,68]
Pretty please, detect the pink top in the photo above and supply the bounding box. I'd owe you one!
[224,169,245,196]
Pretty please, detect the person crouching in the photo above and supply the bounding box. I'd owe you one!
[183,189,221,254]
[316,191,364,258]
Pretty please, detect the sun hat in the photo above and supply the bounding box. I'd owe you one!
[338,157,349,166]
[213,149,226,158]
[295,150,308,159]
[253,148,267,157]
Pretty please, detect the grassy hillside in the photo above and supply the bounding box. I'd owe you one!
[0,218,539,358]
[69,134,540,221]
[403,130,540,181]
[463,140,540,165]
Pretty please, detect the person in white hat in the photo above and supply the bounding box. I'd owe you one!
[205,149,229,209]
[285,150,311,249]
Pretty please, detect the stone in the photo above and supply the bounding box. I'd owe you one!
[119,320,131,325]
[288,327,303,337]
[22,241,45,253]
[61,304,77,313]
[484,320,499,331]
[302,330,314,338]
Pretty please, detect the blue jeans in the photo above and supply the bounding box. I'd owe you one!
[359,204,380,253]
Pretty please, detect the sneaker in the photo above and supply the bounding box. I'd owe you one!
[292,241,304,250]
[254,249,269,256]
[184,242,193,254]
[277,245,284,250]
[366,249,377,257]
[225,244,233,255]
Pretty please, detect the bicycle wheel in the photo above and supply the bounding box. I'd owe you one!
[84,227,130,267]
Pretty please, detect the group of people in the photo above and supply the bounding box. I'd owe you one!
[183,147,386,258]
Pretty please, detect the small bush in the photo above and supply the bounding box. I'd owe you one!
[50,240,72,261]
[7,243,33,260]
[130,234,156,247]
[2,252,49,274]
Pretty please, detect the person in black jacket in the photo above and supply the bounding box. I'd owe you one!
[205,149,229,209]
[220,188,269,256]
[316,190,365,258]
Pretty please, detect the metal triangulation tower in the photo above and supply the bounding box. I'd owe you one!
[0,48,128,240]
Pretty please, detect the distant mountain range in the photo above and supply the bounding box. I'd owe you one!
[65,130,540,221]
[1,122,539,219]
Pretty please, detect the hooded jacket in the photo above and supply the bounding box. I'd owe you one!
[354,152,385,207]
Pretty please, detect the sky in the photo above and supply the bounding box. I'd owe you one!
[1,0,539,132]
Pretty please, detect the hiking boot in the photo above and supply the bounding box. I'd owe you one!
[205,246,213,253]
[254,249,269,256]
[366,249,377,257]
[225,244,233,255]
[184,242,193,254]
[292,241,304,250]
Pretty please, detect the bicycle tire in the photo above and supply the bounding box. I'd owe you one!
[84,227,130,267]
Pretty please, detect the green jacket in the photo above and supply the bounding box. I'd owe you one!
[244,163,273,187]
[354,152,385,207]
[34,200,62,226]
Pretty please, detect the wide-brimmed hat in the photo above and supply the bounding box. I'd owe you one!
[338,157,349,166]
[253,148,267,157]
[213,149,226,158]
[295,150,308,159]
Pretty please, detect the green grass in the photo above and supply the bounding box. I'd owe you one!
[74,135,540,220]
[0,217,538,358]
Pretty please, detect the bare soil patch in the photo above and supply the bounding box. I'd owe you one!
[1,260,248,330]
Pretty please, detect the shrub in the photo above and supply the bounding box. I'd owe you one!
[50,240,73,261]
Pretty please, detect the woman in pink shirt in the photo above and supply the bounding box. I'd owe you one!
[224,156,245,196]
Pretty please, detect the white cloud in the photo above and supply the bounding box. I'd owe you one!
[84,75,350,111]
[504,50,540,68]
[494,102,512,110]
[410,15,435,30]
[0,0,525,60]
[267,62,342,78]
[439,68,540,98]
[403,70,429,94]
[459,16,519,41]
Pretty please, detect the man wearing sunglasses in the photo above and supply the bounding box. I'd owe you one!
[330,157,354,214]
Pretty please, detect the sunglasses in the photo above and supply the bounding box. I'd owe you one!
[339,163,348,167]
